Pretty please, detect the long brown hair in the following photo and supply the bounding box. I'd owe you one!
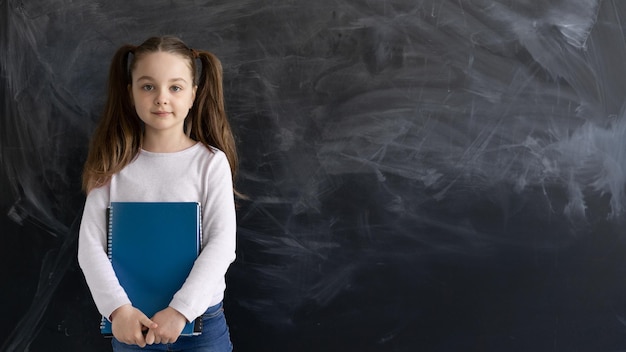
[82,36,238,194]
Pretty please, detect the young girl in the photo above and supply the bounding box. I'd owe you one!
[78,36,237,351]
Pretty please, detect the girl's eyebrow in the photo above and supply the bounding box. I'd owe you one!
[136,76,189,84]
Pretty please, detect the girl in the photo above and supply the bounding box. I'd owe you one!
[78,36,237,351]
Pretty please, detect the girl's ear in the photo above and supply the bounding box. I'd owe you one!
[190,85,197,109]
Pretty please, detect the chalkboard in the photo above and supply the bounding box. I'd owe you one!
[3,0,626,351]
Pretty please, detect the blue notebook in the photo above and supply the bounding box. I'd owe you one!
[101,202,203,336]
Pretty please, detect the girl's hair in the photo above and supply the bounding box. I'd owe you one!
[82,36,238,194]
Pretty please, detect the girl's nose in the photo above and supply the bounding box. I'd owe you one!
[155,91,169,105]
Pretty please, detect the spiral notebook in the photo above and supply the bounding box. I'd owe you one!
[101,202,203,336]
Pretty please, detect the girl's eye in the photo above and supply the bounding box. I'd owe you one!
[171,86,182,92]
[142,85,154,91]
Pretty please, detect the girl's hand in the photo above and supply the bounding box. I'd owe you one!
[110,304,158,347]
[145,307,187,345]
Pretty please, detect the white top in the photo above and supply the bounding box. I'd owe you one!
[78,143,236,322]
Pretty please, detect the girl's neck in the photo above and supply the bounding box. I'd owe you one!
[142,131,196,153]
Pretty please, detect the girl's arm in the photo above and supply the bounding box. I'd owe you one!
[77,184,133,323]
[168,149,237,322]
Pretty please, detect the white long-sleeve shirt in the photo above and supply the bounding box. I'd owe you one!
[78,143,236,322]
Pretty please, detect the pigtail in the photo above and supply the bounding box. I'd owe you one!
[190,50,239,184]
[82,44,142,193]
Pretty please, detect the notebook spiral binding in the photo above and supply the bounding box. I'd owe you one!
[194,316,203,334]
[197,203,203,252]
[194,203,203,334]
[106,207,113,260]
[100,206,114,332]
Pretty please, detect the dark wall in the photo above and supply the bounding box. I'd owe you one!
[3,0,626,351]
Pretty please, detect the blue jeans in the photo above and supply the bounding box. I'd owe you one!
[112,302,233,352]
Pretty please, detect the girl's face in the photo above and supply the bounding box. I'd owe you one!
[130,51,196,136]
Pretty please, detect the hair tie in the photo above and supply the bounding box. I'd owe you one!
[191,48,199,59]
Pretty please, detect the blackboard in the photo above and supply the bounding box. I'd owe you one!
[3,0,626,351]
